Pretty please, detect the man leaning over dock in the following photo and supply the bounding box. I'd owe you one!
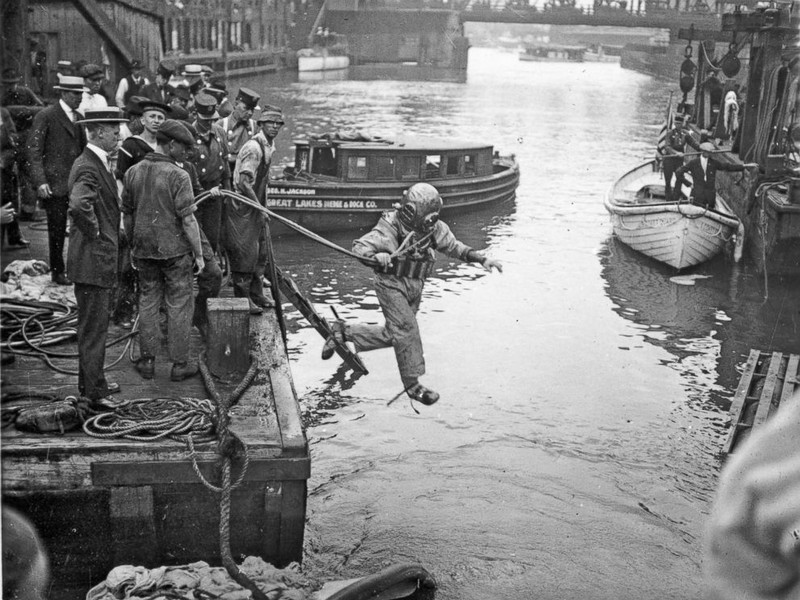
[122,120,205,382]
[67,108,128,410]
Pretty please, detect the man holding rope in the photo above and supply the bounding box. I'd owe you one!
[67,107,128,410]
[226,105,284,314]
[322,182,502,406]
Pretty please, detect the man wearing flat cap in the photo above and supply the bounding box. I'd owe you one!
[226,104,284,313]
[191,93,230,253]
[115,59,149,109]
[674,141,758,208]
[141,62,174,104]
[26,75,87,285]
[221,87,259,173]
[1,67,44,107]
[78,64,109,114]
[67,107,128,410]
[122,119,204,382]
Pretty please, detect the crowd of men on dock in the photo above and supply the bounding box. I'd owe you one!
[1,59,284,409]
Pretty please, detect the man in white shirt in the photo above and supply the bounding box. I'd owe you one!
[115,59,149,108]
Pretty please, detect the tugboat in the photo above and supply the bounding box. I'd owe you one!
[679,2,800,275]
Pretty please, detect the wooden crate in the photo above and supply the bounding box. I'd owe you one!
[1,311,308,599]
[723,349,800,455]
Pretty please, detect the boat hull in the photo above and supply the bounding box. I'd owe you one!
[605,161,741,270]
[297,55,350,72]
[267,158,520,234]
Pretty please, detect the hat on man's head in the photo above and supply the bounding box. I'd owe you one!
[201,65,214,75]
[235,87,260,110]
[80,63,105,80]
[53,75,85,93]
[194,93,220,120]
[182,64,203,77]
[125,95,149,117]
[188,78,206,96]
[205,87,226,103]
[208,77,226,92]
[256,104,284,124]
[139,99,171,116]
[700,142,716,153]
[157,62,175,79]
[57,60,73,72]
[130,59,142,70]
[168,84,191,102]
[157,119,195,146]
[75,107,128,124]
[168,104,191,123]
[1,68,21,84]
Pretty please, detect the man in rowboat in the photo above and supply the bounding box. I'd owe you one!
[322,182,502,406]
[673,142,757,209]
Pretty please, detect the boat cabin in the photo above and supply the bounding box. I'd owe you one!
[289,137,497,183]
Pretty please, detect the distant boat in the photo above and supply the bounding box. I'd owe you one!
[604,160,743,270]
[583,45,621,62]
[267,132,520,233]
[519,44,585,62]
[297,32,350,72]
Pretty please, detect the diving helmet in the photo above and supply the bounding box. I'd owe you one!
[399,183,443,233]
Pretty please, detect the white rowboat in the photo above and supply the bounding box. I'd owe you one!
[604,160,743,270]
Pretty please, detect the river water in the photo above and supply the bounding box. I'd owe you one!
[242,48,800,599]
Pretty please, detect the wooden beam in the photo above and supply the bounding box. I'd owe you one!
[677,27,731,42]
[723,349,760,455]
[754,352,783,427]
[71,0,138,67]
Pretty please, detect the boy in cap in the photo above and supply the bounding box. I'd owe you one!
[78,63,109,113]
[191,93,230,252]
[220,87,259,172]
[68,107,128,410]
[115,59,149,109]
[323,182,502,406]
[26,75,87,285]
[141,62,174,104]
[226,104,284,313]
[122,119,204,382]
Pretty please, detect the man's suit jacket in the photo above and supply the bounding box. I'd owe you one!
[26,103,85,197]
[66,148,120,287]
[140,82,170,104]
[674,157,743,208]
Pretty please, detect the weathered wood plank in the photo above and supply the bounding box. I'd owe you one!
[755,352,783,426]
[780,354,800,409]
[723,349,761,455]
[207,298,251,378]
[278,480,307,565]
[109,486,158,566]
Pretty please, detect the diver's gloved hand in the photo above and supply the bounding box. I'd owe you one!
[373,252,392,269]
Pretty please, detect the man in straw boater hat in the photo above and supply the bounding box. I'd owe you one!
[122,120,205,382]
[673,141,758,209]
[141,61,174,104]
[191,93,230,253]
[67,107,129,410]
[26,74,87,285]
[226,104,284,314]
[220,87,260,173]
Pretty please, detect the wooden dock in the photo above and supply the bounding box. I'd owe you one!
[723,349,800,455]
[1,307,308,599]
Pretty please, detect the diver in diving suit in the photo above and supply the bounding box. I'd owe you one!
[322,182,503,405]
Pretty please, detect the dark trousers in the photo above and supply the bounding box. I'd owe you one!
[1,167,23,245]
[113,236,137,323]
[196,195,223,254]
[43,195,69,274]
[663,157,681,201]
[194,255,222,334]
[75,283,112,400]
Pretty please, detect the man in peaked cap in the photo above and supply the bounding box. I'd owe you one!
[122,119,204,382]
[205,78,232,118]
[225,103,284,313]
[26,75,87,285]
[68,107,128,410]
[221,87,259,172]
[115,59,149,109]
[78,63,109,113]
[191,93,230,253]
[674,141,758,209]
[141,62,174,104]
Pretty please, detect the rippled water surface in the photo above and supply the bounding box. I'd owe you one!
[243,48,800,599]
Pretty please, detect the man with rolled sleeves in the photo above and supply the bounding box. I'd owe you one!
[220,88,259,173]
[26,75,87,285]
[122,120,205,382]
[67,107,129,410]
[191,93,230,253]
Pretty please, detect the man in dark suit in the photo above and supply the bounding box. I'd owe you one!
[67,107,128,410]
[674,141,757,209]
[140,62,174,105]
[26,75,87,285]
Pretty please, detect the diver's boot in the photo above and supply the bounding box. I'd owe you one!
[407,383,440,406]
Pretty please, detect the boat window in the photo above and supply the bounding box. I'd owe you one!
[446,156,460,176]
[296,149,309,172]
[347,156,368,180]
[425,155,441,179]
[311,147,337,176]
[397,156,421,179]
[373,156,395,180]
[464,154,476,175]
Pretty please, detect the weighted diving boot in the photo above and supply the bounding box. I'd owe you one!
[407,383,439,406]
[232,272,263,315]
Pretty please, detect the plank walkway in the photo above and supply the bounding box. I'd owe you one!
[723,349,800,455]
